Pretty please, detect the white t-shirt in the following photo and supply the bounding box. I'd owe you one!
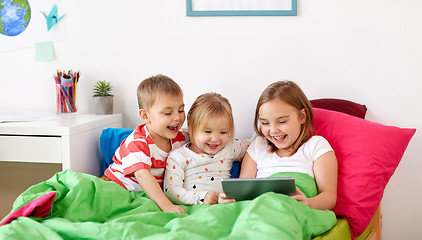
[247,136,333,178]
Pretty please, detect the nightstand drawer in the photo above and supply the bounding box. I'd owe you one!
[0,136,62,163]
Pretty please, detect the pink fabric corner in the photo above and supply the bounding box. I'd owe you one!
[1,191,56,226]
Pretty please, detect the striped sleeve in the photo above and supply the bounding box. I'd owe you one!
[120,138,152,176]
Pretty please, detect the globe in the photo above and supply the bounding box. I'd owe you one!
[0,0,31,37]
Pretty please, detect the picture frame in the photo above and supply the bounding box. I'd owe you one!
[186,0,297,17]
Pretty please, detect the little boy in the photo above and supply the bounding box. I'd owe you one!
[104,74,188,213]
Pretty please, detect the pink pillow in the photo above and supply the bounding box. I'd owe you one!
[313,108,415,239]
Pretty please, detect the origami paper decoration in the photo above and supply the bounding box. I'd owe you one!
[41,4,65,31]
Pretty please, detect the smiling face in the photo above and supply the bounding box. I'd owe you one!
[189,115,231,155]
[258,98,306,157]
[140,94,185,146]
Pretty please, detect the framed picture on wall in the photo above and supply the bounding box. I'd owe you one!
[186,0,297,17]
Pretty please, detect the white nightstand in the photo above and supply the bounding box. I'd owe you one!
[0,113,122,177]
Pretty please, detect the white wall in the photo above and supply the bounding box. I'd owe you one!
[1,1,421,238]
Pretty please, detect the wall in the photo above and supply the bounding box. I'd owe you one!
[0,1,421,238]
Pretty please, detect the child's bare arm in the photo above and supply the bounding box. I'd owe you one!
[239,153,257,178]
[134,169,186,213]
[290,151,338,210]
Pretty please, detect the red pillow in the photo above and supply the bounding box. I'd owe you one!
[313,108,415,239]
[311,98,367,119]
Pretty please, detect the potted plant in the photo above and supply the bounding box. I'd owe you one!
[92,80,114,115]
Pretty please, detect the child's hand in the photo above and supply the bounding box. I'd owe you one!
[161,203,186,214]
[218,193,236,204]
[204,192,236,204]
[290,187,309,206]
[204,191,219,204]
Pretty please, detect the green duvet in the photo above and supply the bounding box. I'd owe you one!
[0,170,336,240]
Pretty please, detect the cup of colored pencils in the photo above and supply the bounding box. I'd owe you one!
[54,70,80,113]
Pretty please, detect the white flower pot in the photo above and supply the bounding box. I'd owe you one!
[92,96,113,115]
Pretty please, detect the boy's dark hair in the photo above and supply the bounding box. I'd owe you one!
[137,74,183,109]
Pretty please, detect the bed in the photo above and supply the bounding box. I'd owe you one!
[0,99,415,240]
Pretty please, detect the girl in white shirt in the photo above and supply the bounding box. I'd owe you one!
[240,81,338,210]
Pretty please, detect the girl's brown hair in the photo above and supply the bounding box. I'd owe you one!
[187,93,234,145]
[254,80,314,153]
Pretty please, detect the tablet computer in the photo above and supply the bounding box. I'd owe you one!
[221,177,296,201]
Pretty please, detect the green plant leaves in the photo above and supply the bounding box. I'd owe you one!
[93,80,113,97]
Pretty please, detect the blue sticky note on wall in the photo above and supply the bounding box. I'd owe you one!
[35,42,54,61]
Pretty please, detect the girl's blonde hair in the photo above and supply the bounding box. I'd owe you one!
[137,74,183,110]
[187,93,234,145]
[254,80,314,153]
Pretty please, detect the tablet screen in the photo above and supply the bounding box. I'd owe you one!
[221,177,296,201]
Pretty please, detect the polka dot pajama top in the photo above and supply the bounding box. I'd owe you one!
[164,139,251,205]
